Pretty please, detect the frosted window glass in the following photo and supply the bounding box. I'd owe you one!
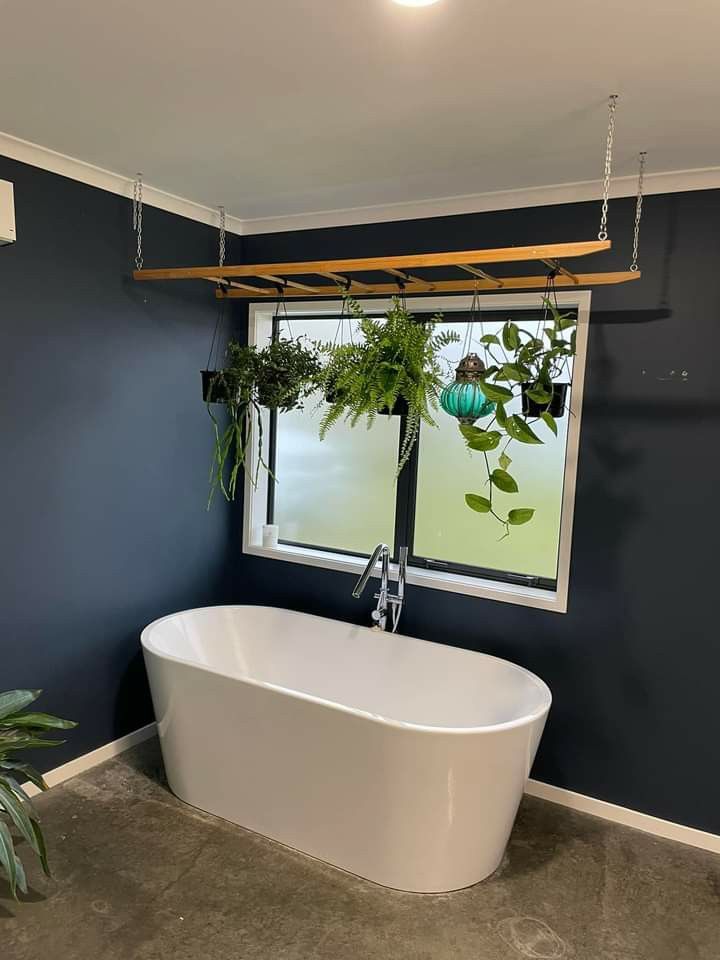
[413,319,572,580]
[272,318,398,555]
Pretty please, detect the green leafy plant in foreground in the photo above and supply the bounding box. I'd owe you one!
[317,296,459,475]
[0,690,76,899]
[463,297,577,539]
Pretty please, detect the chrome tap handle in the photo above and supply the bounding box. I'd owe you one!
[380,544,390,600]
[352,543,390,599]
[353,543,407,633]
[397,546,408,601]
[389,546,408,634]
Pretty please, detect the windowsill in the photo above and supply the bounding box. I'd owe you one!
[243,540,568,613]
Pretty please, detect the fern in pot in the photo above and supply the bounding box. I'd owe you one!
[0,689,76,899]
[318,296,459,474]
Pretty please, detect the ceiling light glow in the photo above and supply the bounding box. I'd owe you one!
[392,0,442,6]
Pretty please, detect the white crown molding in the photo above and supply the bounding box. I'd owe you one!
[2,128,719,239]
[0,131,244,236]
[20,721,720,856]
[241,166,720,235]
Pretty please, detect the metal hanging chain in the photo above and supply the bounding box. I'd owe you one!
[397,280,407,312]
[333,295,349,347]
[536,269,557,340]
[207,297,227,372]
[206,206,229,368]
[132,173,143,270]
[273,290,294,339]
[462,285,480,357]
[630,152,647,272]
[217,205,226,268]
[598,95,619,242]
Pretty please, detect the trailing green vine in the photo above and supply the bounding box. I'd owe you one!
[463,297,577,538]
[207,337,321,507]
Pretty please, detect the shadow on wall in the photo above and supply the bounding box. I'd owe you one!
[588,308,671,326]
[537,320,646,788]
[114,647,153,736]
[659,193,678,310]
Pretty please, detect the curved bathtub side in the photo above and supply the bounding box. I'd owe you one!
[143,641,548,893]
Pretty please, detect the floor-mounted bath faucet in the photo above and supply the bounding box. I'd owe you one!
[352,544,408,633]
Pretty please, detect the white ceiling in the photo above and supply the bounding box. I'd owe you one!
[0,0,717,222]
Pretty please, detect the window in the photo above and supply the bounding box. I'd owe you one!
[244,293,590,613]
[271,318,399,555]
[412,313,571,586]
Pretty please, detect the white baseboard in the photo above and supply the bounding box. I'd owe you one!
[23,722,157,798]
[526,778,720,856]
[22,723,720,857]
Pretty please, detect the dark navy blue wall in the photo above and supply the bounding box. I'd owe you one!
[236,190,720,833]
[0,156,241,769]
[2,153,718,834]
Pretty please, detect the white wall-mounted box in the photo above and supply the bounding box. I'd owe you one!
[0,179,16,245]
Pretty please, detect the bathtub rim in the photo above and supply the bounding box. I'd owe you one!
[141,604,551,737]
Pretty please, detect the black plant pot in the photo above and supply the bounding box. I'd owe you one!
[378,397,409,416]
[324,387,345,405]
[323,376,353,406]
[256,385,302,412]
[324,386,407,416]
[202,370,230,404]
[521,382,569,418]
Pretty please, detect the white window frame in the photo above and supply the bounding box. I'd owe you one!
[243,290,591,614]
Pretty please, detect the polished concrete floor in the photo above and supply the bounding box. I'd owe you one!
[3,739,719,960]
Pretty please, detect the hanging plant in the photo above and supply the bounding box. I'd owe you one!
[521,381,569,418]
[462,294,577,538]
[202,368,233,404]
[206,342,261,507]
[517,296,576,421]
[202,297,235,406]
[255,337,322,411]
[207,337,321,507]
[317,295,459,474]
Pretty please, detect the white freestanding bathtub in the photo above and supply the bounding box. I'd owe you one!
[141,605,551,893]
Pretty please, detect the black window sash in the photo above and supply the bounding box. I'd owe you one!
[265,308,576,591]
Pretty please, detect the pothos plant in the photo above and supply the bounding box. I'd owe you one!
[207,337,321,506]
[0,689,76,899]
[462,297,577,538]
[317,296,459,474]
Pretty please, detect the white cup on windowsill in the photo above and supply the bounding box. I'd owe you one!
[262,524,279,549]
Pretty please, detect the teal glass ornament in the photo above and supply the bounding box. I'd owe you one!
[440,352,495,425]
